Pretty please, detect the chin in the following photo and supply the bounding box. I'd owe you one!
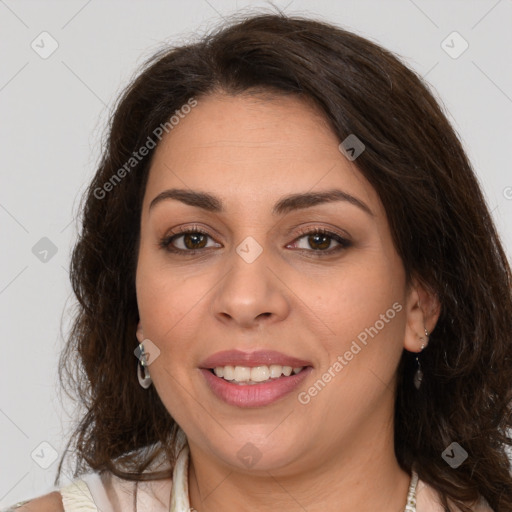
[206,433,307,473]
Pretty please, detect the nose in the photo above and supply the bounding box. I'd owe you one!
[211,244,290,329]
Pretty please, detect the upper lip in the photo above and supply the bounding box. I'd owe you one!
[199,350,313,369]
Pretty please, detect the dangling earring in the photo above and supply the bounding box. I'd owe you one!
[136,342,152,389]
[414,327,429,390]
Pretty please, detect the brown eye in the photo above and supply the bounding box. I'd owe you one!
[306,233,332,250]
[289,228,351,254]
[159,228,219,253]
[181,232,208,250]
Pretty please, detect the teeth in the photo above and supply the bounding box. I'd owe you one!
[269,364,283,378]
[234,366,251,382]
[250,366,269,382]
[223,366,234,381]
[213,364,304,383]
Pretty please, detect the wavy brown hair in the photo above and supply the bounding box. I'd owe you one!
[56,11,512,511]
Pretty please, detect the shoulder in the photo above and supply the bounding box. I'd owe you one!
[4,491,64,511]
[4,438,183,512]
[3,478,97,512]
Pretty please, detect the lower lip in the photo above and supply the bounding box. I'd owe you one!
[200,367,313,408]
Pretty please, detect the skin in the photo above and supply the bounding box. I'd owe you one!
[135,91,440,512]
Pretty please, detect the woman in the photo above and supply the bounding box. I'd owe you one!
[7,11,511,512]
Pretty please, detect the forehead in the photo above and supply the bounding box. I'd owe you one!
[142,92,380,216]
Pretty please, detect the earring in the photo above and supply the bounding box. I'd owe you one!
[136,342,152,389]
[414,327,429,390]
[419,326,429,345]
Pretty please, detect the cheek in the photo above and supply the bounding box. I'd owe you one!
[135,253,213,374]
[315,258,404,338]
[136,252,189,343]
[319,294,405,376]
[135,264,198,406]
[310,298,405,424]
[310,253,406,390]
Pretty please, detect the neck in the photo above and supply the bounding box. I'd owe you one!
[186,419,411,512]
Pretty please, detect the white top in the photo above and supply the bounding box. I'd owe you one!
[59,429,189,512]
[2,429,494,512]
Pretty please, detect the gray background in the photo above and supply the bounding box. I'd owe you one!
[1,0,511,506]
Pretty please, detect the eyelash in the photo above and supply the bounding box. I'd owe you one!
[159,225,352,257]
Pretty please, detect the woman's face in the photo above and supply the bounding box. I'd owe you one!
[135,92,429,474]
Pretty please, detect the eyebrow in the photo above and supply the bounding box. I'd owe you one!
[148,188,373,217]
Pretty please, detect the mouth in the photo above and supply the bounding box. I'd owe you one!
[198,349,313,407]
[198,353,313,408]
[207,364,308,385]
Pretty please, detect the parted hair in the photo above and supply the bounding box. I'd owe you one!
[57,11,512,512]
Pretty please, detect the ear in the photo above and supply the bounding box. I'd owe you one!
[403,276,441,353]
[136,321,145,343]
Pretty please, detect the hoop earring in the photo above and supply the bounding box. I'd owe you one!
[136,342,152,389]
[414,327,429,390]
